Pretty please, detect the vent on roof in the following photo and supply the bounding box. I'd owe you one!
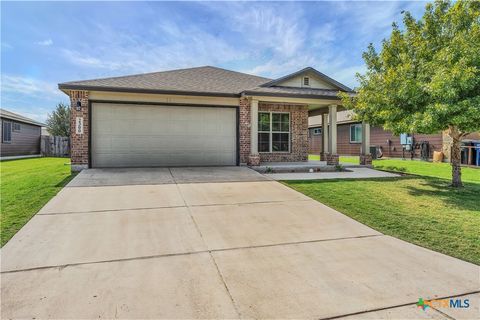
[303,76,310,86]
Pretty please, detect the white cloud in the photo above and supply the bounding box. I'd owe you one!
[203,2,306,59]
[1,42,13,50]
[330,64,366,89]
[1,77,67,123]
[1,74,62,98]
[36,39,53,46]
[17,109,50,123]
[57,2,426,87]
[61,21,244,75]
[311,23,336,45]
[224,1,424,84]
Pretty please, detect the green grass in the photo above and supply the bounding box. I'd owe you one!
[1,157,75,246]
[309,155,479,183]
[284,177,480,265]
[373,159,480,184]
[340,156,360,164]
[308,154,360,164]
[287,157,480,264]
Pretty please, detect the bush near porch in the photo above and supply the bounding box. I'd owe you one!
[0,157,75,246]
[288,158,480,265]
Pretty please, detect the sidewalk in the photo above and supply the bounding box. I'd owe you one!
[264,167,399,180]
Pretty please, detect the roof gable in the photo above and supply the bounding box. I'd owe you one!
[260,67,353,92]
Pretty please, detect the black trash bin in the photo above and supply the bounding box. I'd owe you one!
[370,146,378,160]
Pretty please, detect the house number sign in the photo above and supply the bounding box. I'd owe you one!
[76,117,84,135]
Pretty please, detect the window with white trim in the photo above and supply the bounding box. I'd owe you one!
[13,122,21,131]
[2,121,12,143]
[258,112,290,152]
[350,124,362,143]
[303,76,310,86]
[313,128,322,135]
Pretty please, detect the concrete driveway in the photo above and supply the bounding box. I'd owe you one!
[1,167,478,319]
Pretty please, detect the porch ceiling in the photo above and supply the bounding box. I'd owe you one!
[244,94,344,113]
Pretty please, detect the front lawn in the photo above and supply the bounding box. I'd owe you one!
[308,155,479,183]
[284,176,480,265]
[0,157,74,246]
[373,159,479,184]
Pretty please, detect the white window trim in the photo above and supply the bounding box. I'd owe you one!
[350,124,362,143]
[258,111,291,153]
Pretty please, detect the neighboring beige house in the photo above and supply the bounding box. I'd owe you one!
[59,66,370,171]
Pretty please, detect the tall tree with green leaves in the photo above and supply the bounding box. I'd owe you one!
[46,103,70,137]
[341,0,480,187]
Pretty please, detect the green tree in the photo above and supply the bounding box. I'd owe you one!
[46,103,70,137]
[341,0,480,187]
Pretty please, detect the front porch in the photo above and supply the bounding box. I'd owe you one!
[239,66,370,167]
[244,95,372,167]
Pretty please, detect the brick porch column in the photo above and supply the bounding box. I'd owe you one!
[248,99,260,166]
[69,90,89,172]
[326,105,339,165]
[360,121,372,165]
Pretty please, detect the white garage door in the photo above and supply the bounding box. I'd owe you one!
[91,103,237,167]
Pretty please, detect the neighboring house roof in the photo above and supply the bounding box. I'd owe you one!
[308,110,357,128]
[58,66,272,97]
[59,66,355,99]
[0,108,45,127]
[259,67,354,92]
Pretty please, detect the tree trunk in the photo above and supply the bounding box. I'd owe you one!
[448,126,462,188]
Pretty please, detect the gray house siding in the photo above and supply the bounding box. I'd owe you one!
[1,118,41,157]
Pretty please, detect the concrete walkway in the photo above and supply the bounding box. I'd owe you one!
[266,167,400,180]
[1,167,478,319]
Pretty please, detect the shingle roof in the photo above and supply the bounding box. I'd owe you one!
[243,86,354,100]
[59,66,272,97]
[0,108,45,127]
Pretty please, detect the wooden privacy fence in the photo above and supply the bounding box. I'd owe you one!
[41,135,70,157]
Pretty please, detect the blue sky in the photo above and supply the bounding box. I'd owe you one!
[1,1,426,122]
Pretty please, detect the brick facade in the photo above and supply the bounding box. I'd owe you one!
[239,97,251,164]
[257,103,309,163]
[69,93,309,170]
[359,154,372,166]
[69,90,89,171]
[325,153,339,165]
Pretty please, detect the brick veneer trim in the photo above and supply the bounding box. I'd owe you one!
[239,97,251,164]
[360,154,373,165]
[69,90,89,171]
[325,154,339,165]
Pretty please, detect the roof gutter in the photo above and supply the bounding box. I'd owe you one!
[57,84,241,98]
[242,91,343,100]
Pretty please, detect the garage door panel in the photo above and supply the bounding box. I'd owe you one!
[92,103,237,167]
